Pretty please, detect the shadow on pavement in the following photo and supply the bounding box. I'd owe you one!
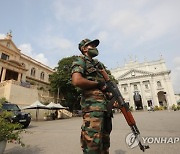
[4,145,43,154]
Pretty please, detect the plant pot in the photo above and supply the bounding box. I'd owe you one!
[0,140,7,154]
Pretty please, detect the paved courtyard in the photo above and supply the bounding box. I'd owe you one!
[4,110,180,154]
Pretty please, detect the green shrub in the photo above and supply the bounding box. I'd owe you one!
[154,106,159,111]
[158,106,164,110]
[171,104,177,111]
[0,104,26,146]
[129,106,134,112]
[163,106,167,110]
[0,97,7,104]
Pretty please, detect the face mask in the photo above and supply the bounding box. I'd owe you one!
[87,48,99,58]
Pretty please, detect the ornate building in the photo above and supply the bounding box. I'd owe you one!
[0,32,55,106]
[111,58,177,110]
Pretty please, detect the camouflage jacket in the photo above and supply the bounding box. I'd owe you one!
[71,55,108,112]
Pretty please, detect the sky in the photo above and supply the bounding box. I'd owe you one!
[0,0,180,93]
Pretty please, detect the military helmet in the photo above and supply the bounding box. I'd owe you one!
[78,39,100,52]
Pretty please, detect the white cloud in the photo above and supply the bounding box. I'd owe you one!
[18,43,49,65]
[137,1,180,44]
[51,0,180,51]
[52,1,82,22]
[19,43,33,56]
[36,35,73,54]
[0,34,6,39]
[174,57,180,67]
[97,31,108,42]
[109,11,145,36]
[34,53,48,65]
[55,38,72,50]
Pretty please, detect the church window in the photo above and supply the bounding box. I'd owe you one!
[134,84,138,90]
[124,87,127,92]
[157,81,162,88]
[40,72,45,80]
[31,68,36,77]
[1,53,9,60]
[145,84,149,89]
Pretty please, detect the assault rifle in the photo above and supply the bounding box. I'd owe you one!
[97,65,150,152]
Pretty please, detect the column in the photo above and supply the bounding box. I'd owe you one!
[140,82,147,107]
[0,66,2,81]
[128,83,135,109]
[149,79,159,107]
[1,68,6,82]
[21,74,26,82]
[163,76,177,108]
[18,73,21,82]
[0,66,2,75]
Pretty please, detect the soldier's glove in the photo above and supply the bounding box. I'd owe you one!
[97,81,113,99]
[97,81,108,92]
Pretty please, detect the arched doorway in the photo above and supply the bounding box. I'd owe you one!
[133,91,143,110]
[157,91,167,106]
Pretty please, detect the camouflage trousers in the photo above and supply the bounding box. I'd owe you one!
[81,111,112,154]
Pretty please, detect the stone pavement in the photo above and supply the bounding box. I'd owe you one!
[4,110,180,154]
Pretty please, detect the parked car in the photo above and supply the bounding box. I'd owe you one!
[1,102,31,128]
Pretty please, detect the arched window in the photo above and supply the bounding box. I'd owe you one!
[145,84,149,89]
[157,81,162,88]
[40,72,45,80]
[134,84,138,90]
[31,68,36,77]
[124,87,127,92]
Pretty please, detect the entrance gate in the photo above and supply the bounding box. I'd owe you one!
[157,91,167,106]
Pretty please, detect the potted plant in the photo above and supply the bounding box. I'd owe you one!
[0,104,26,154]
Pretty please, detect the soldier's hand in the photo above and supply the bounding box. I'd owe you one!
[97,81,108,92]
[113,101,119,108]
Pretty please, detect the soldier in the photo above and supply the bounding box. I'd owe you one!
[71,39,112,154]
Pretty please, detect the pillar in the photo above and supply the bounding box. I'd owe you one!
[149,79,159,107]
[140,82,147,107]
[128,83,135,109]
[1,68,6,82]
[18,73,21,82]
[163,75,177,108]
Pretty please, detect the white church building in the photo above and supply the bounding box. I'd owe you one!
[111,58,177,110]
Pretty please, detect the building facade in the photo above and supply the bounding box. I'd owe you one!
[0,32,55,106]
[111,58,177,110]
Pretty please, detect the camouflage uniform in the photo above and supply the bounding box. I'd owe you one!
[71,55,112,154]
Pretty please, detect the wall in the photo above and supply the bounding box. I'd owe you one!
[0,80,38,106]
[9,83,38,106]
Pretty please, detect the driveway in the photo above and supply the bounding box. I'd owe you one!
[4,110,180,154]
